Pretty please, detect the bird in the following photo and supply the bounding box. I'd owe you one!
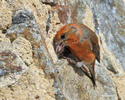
[53,24,100,87]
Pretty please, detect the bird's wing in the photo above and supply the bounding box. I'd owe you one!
[90,35,100,63]
[78,24,100,63]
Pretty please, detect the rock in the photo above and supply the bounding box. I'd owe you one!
[0,6,12,30]
[12,10,35,25]
[6,9,55,74]
[87,0,125,70]
[0,32,28,88]
[0,31,11,50]
[0,64,55,100]
[55,60,118,100]
[12,37,33,66]
[114,73,125,100]
[5,9,59,100]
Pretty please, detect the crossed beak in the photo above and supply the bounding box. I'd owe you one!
[53,40,65,57]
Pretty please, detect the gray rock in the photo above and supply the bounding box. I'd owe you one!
[0,40,28,87]
[6,9,54,74]
[12,9,35,25]
[55,60,118,100]
[6,9,63,98]
[87,0,125,70]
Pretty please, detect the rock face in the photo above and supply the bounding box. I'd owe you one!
[0,32,28,87]
[0,0,125,100]
[56,60,117,100]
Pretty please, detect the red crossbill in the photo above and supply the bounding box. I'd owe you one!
[53,24,100,87]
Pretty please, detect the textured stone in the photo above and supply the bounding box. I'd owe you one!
[87,0,125,70]
[0,64,55,100]
[55,59,118,100]
[113,73,125,100]
[5,8,58,100]
[0,32,28,88]
[0,5,12,30]
[12,37,33,66]
[0,31,11,50]
[6,9,54,74]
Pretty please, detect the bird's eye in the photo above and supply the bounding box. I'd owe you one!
[61,34,65,39]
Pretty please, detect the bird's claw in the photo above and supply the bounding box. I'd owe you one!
[63,57,77,64]
[76,62,84,68]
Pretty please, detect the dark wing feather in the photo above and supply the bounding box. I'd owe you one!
[90,36,100,63]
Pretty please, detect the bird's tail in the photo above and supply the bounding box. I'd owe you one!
[89,68,96,88]
[81,66,96,88]
[89,60,96,88]
[80,60,96,88]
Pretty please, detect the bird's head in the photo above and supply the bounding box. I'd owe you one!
[53,24,81,57]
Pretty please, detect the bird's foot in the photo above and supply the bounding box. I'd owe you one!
[63,57,77,64]
[76,62,84,68]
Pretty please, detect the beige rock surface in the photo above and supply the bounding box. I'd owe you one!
[0,33,28,88]
[13,37,33,66]
[0,5,12,30]
[0,31,11,50]
[113,73,125,100]
[0,32,55,100]
[0,0,124,100]
[0,64,55,100]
